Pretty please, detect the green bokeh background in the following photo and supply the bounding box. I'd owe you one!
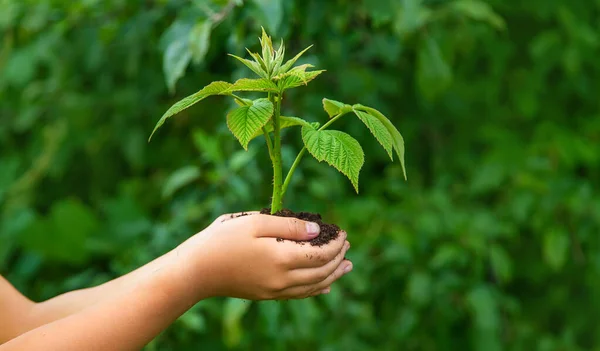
[1,0,599,350]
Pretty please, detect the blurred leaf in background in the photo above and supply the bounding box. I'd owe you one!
[1,0,599,350]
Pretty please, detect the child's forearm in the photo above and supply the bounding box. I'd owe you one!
[25,249,180,330]
[1,250,203,351]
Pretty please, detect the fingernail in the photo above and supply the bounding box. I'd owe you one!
[344,262,353,274]
[321,287,331,294]
[306,222,320,236]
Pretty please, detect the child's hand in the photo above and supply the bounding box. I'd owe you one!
[174,212,352,301]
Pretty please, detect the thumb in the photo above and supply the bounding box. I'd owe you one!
[250,214,321,240]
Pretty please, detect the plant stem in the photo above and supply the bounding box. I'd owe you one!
[280,112,347,200]
[270,94,283,214]
[231,94,248,105]
[318,112,345,131]
[262,127,274,160]
[281,147,305,198]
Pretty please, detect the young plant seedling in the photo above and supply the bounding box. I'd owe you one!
[150,29,406,244]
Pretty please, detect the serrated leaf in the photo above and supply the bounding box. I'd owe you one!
[227,78,279,93]
[272,40,285,74]
[277,70,324,91]
[278,116,312,129]
[259,26,274,69]
[273,64,313,80]
[227,98,274,150]
[149,81,232,141]
[229,53,267,78]
[353,104,407,179]
[246,48,268,73]
[322,98,353,117]
[301,126,364,192]
[353,110,394,160]
[276,45,313,75]
[249,116,311,141]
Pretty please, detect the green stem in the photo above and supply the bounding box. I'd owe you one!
[318,112,345,131]
[280,112,347,200]
[270,94,283,214]
[262,127,274,160]
[230,93,249,106]
[281,147,305,198]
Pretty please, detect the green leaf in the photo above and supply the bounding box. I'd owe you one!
[160,20,194,93]
[367,0,398,25]
[178,309,206,332]
[246,48,269,73]
[227,98,274,150]
[149,81,232,141]
[395,0,432,36]
[467,285,499,330]
[451,0,506,30]
[223,298,252,348]
[20,200,100,264]
[259,27,274,69]
[189,20,212,64]
[275,116,312,129]
[322,98,352,118]
[417,36,452,100]
[162,166,201,199]
[233,97,253,106]
[276,45,313,75]
[301,126,365,192]
[163,35,192,93]
[490,245,513,284]
[253,0,283,34]
[353,104,407,179]
[228,78,279,93]
[543,229,570,271]
[406,272,432,306]
[353,109,394,161]
[271,39,286,74]
[229,53,267,78]
[250,116,311,141]
[273,63,313,80]
[277,69,324,91]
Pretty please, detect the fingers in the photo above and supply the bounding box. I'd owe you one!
[278,230,347,269]
[248,214,321,241]
[213,211,260,225]
[287,240,350,285]
[278,259,353,299]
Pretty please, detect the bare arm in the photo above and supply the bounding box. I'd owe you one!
[0,212,352,350]
[0,276,36,343]
[18,249,180,334]
[1,250,197,351]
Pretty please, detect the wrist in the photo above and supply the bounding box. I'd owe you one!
[164,242,217,302]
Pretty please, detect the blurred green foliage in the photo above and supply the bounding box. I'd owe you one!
[1,0,599,350]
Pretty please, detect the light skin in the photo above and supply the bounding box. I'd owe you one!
[0,211,352,350]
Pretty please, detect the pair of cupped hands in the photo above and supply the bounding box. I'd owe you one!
[172,211,352,301]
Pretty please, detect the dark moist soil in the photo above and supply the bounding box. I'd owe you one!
[260,208,341,247]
